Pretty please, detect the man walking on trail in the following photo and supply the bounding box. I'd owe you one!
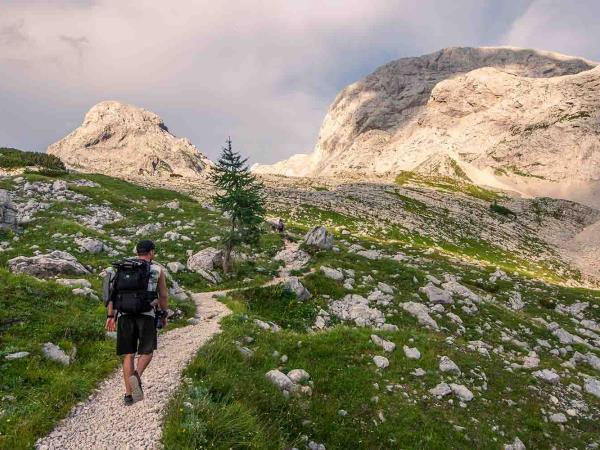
[104,240,169,406]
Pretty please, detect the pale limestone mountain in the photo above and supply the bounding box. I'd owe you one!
[253,46,600,206]
[48,101,212,178]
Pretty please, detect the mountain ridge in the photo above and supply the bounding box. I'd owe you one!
[253,46,600,206]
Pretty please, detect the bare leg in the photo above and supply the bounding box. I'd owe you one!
[136,353,153,376]
[122,354,135,395]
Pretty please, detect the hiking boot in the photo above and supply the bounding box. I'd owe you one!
[129,371,143,402]
[123,394,134,406]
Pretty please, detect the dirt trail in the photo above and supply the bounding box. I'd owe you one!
[35,291,230,450]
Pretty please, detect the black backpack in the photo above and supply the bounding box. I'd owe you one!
[110,259,156,314]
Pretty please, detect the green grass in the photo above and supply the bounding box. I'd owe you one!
[0,170,289,448]
[163,285,600,449]
[0,269,118,449]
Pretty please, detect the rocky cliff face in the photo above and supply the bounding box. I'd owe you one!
[48,101,212,178]
[253,47,600,203]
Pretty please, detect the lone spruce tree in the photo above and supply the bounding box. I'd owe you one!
[210,138,266,273]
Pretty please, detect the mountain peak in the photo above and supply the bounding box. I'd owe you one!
[48,101,211,178]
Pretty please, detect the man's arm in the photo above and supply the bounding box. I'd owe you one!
[158,269,168,312]
[105,301,116,331]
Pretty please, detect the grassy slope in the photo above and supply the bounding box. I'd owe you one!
[0,171,283,449]
[162,206,600,449]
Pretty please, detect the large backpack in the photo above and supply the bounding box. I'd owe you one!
[110,259,156,314]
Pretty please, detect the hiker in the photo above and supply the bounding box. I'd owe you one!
[103,239,168,406]
[276,218,285,234]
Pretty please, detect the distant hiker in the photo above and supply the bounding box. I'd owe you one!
[103,240,168,406]
[276,218,285,234]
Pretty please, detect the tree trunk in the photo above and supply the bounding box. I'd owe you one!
[222,242,232,274]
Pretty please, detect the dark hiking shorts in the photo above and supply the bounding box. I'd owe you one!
[116,314,157,355]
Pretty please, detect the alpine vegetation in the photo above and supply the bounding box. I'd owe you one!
[210,138,266,273]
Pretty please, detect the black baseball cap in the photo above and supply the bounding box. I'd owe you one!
[136,239,156,254]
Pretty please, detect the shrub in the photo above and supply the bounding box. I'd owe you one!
[0,147,66,170]
[490,202,516,217]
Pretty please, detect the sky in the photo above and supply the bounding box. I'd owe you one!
[1,0,599,164]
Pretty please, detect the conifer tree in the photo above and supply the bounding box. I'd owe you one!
[210,138,266,273]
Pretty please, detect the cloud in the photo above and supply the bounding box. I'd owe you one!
[0,0,596,163]
[502,0,600,61]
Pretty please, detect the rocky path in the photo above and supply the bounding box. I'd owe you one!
[35,291,231,450]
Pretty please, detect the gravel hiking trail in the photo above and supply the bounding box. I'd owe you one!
[35,239,301,450]
[35,291,231,450]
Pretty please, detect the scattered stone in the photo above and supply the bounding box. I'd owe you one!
[284,277,312,300]
[329,294,385,327]
[420,282,453,304]
[187,247,223,272]
[166,261,186,273]
[430,382,452,397]
[8,251,89,277]
[532,369,560,385]
[288,369,311,384]
[42,342,72,365]
[439,356,461,375]
[5,351,29,360]
[373,355,389,369]
[400,302,439,330]
[371,335,396,352]
[304,226,333,250]
[549,413,567,423]
[377,282,394,295]
[584,377,600,398]
[56,278,92,289]
[403,345,421,360]
[450,383,474,401]
[265,369,295,392]
[320,266,344,281]
[504,437,526,450]
[508,291,525,310]
[75,237,104,254]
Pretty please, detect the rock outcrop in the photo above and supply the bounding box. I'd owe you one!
[48,101,212,178]
[254,46,600,206]
[8,251,90,277]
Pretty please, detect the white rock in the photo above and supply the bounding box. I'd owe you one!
[532,369,560,384]
[549,413,567,423]
[583,377,600,398]
[75,237,105,254]
[56,278,92,289]
[265,369,295,392]
[429,382,452,397]
[373,355,389,369]
[5,351,30,360]
[287,369,311,384]
[166,261,186,273]
[42,342,71,365]
[320,266,344,281]
[504,437,526,450]
[450,383,474,401]
[371,335,396,352]
[420,282,453,304]
[403,345,421,360]
[400,302,439,330]
[304,226,333,250]
[187,247,223,272]
[439,356,461,375]
[377,282,394,295]
[284,277,311,300]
